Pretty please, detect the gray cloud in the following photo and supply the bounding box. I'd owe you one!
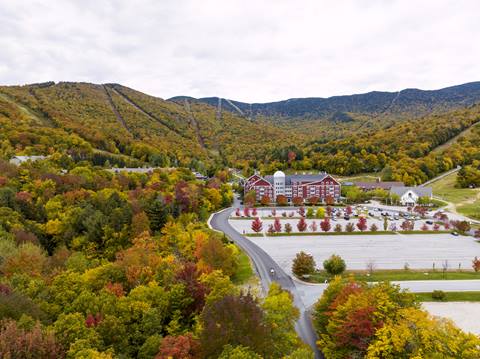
[0,0,479,102]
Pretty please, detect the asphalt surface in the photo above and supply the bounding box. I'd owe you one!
[209,207,322,358]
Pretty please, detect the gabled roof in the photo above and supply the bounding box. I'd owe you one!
[390,186,432,197]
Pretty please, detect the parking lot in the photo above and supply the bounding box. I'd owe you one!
[230,212,441,234]
[228,209,479,272]
[239,231,480,272]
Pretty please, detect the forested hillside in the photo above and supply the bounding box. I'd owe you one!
[0,158,311,358]
[2,81,480,185]
[0,82,303,174]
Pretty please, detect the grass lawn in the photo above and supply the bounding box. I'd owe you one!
[457,199,480,220]
[431,172,479,205]
[430,171,480,220]
[232,249,254,284]
[337,173,382,183]
[307,270,480,283]
[416,291,480,302]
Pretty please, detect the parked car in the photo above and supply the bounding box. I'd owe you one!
[344,216,350,220]
[426,220,433,225]
[452,231,459,236]
[394,216,400,220]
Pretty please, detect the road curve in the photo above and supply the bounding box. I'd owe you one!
[209,207,322,358]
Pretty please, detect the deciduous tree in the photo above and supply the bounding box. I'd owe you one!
[320,218,331,232]
[251,218,263,233]
[356,217,367,232]
[273,218,282,232]
[297,217,307,232]
[292,251,316,277]
[323,254,346,275]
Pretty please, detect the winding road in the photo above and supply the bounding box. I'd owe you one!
[209,207,322,358]
[209,203,480,358]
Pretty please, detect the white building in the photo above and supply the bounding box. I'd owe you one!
[9,155,47,166]
[390,186,433,206]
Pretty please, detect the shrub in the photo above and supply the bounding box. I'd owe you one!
[306,207,314,218]
[334,224,342,233]
[315,207,325,219]
[431,290,447,301]
[345,223,355,232]
[323,254,346,276]
[298,207,305,217]
[297,218,307,232]
[369,223,378,232]
[473,257,480,272]
[284,223,292,233]
[292,251,316,277]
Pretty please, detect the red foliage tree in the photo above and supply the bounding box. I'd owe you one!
[199,293,268,358]
[433,223,440,231]
[292,196,303,206]
[288,151,296,163]
[346,206,353,215]
[333,306,382,351]
[413,206,428,218]
[105,282,125,297]
[421,223,429,231]
[0,320,64,358]
[298,206,306,217]
[156,333,199,359]
[325,195,334,205]
[273,218,282,232]
[235,208,241,217]
[175,263,208,315]
[356,217,367,232]
[297,217,307,232]
[308,196,319,205]
[243,207,250,217]
[260,195,270,206]
[451,220,471,234]
[85,313,103,327]
[251,218,263,233]
[276,195,288,206]
[400,220,414,231]
[444,222,450,230]
[251,208,258,217]
[320,218,331,232]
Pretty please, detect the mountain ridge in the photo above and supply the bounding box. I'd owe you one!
[169,81,480,120]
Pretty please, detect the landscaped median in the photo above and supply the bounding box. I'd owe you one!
[244,230,453,237]
[304,269,480,283]
[416,291,480,302]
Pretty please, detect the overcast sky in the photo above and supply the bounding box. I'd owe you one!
[1,0,479,102]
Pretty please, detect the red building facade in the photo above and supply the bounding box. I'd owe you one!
[244,171,341,203]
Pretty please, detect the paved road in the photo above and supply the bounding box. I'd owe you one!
[296,279,480,308]
[420,166,461,187]
[209,207,322,358]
